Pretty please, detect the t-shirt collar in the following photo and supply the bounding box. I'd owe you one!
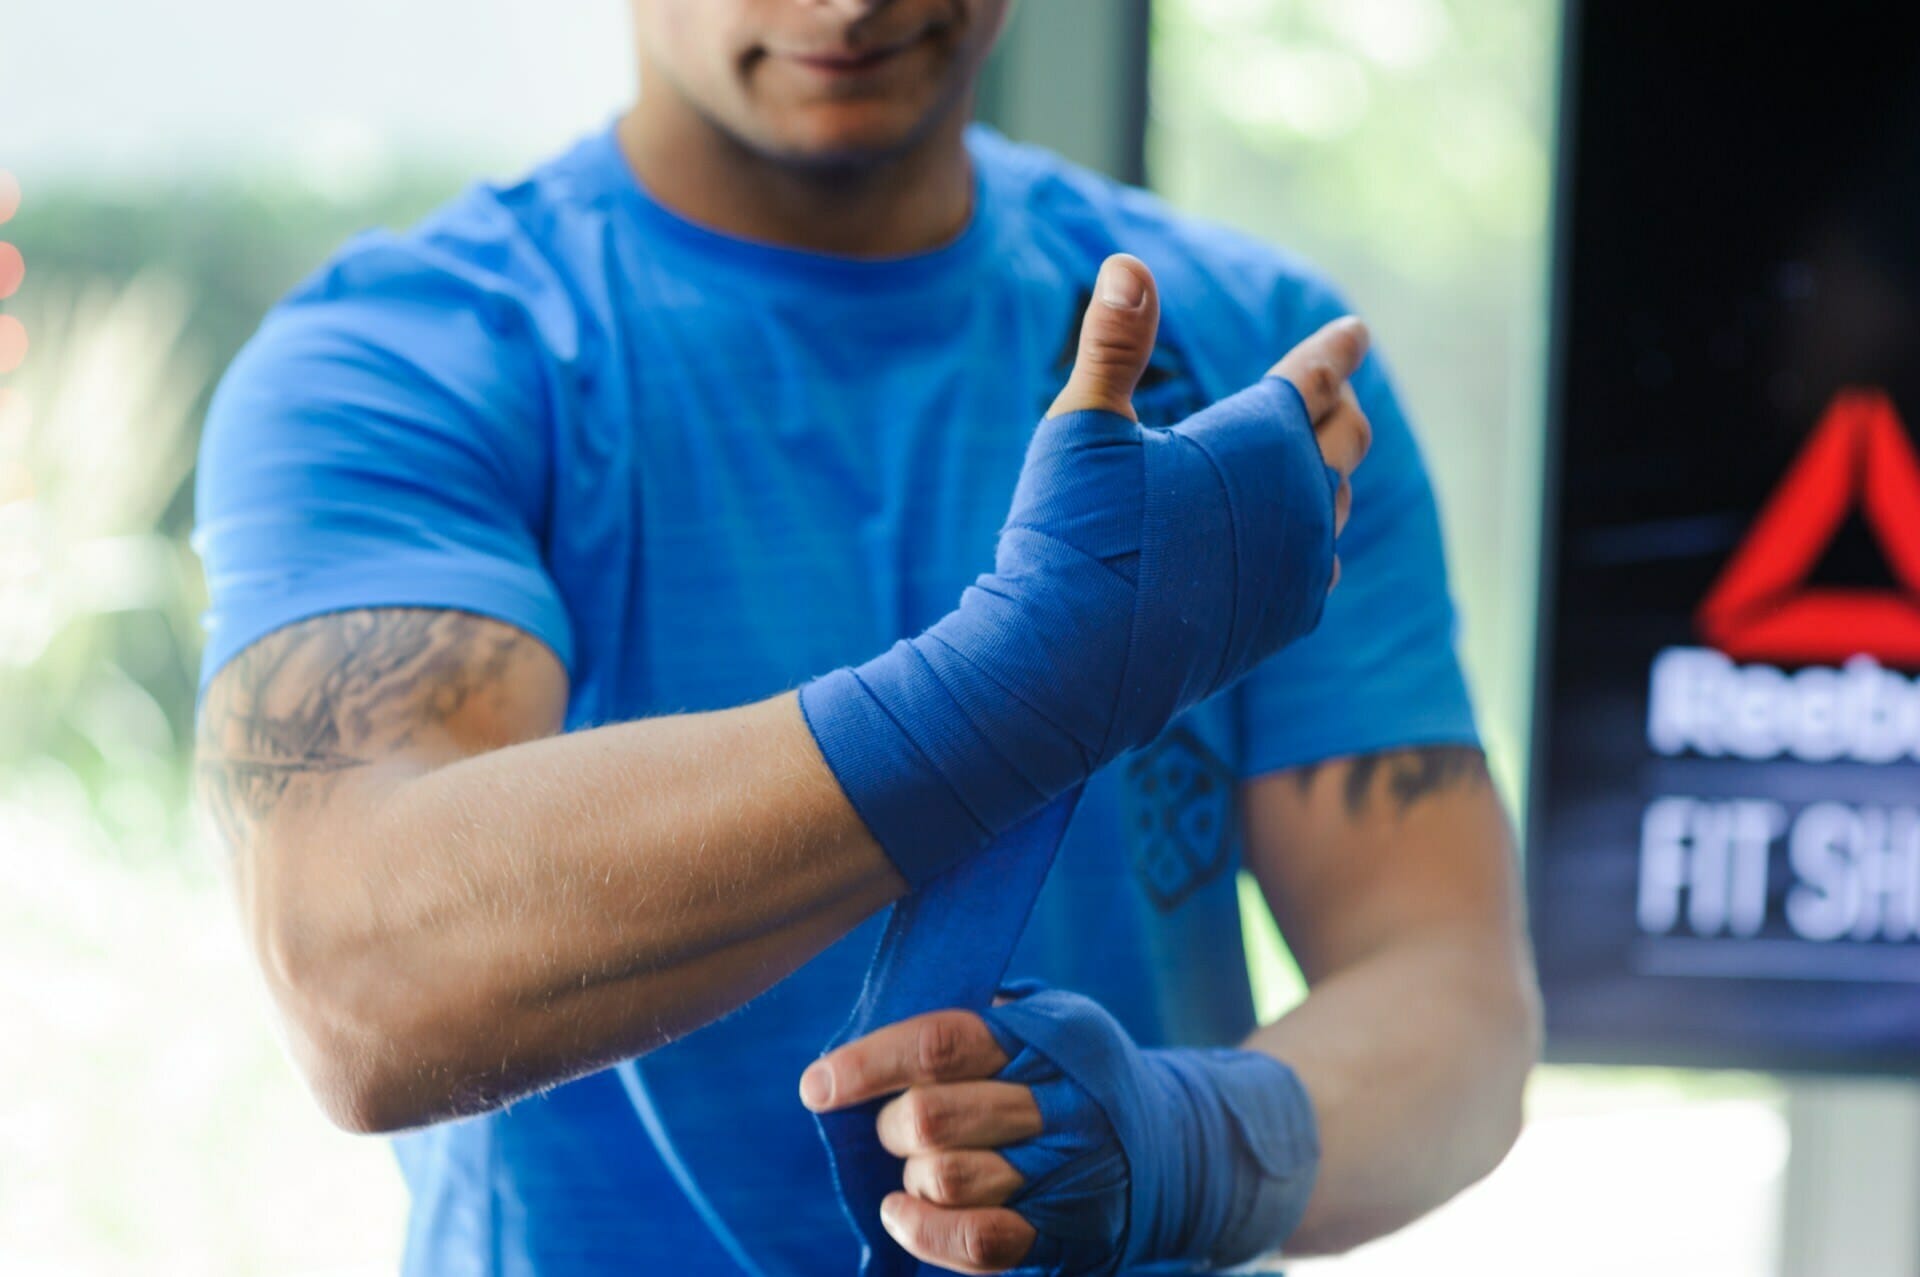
[587,118,999,304]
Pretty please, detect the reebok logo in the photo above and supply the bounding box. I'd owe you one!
[1696,389,1920,665]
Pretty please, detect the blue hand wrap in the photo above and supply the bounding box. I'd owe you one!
[981,983,1321,1275]
[799,375,1337,888]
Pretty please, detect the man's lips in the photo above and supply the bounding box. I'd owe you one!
[780,32,928,74]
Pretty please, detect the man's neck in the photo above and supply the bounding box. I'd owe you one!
[614,91,977,259]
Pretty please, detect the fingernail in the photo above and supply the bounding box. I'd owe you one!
[880,1195,903,1233]
[1098,258,1146,310]
[799,1063,834,1110]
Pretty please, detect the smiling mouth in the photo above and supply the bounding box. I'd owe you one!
[784,33,927,75]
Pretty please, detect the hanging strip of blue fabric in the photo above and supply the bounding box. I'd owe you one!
[813,793,1084,1276]
[615,792,1079,1277]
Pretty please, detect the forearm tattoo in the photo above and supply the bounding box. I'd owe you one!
[195,609,526,858]
[1290,744,1490,819]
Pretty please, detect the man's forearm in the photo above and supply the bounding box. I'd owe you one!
[200,613,902,1135]
[327,695,900,1128]
[1243,928,1542,1257]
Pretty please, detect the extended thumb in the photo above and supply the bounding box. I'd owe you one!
[1046,254,1161,422]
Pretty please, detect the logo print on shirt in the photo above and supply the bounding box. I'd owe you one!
[1120,725,1233,913]
[1696,389,1920,665]
[1045,287,1209,429]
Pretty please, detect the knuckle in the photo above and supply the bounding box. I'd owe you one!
[930,1153,972,1204]
[958,1219,994,1270]
[1078,327,1148,373]
[1303,360,1341,403]
[917,1016,964,1078]
[907,1092,946,1147]
[971,1215,1026,1269]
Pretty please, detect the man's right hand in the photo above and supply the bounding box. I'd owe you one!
[798,253,1373,889]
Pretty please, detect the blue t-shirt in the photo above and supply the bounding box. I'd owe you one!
[194,122,1477,1277]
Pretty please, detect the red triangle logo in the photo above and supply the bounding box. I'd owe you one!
[1697,389,1920,666]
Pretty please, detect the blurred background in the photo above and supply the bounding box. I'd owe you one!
[0,0,1822,1273]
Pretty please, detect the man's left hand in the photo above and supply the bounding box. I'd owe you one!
[800,1009,1041,1274]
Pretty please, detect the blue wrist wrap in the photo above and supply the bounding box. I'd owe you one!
[798,375,1337,888]
[981,983,1321,1275]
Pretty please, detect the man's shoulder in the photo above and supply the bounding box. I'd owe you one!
[264,131,618,360]
[971,127,1351,358]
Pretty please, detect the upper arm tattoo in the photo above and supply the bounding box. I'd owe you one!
[1290,744,1491,819]
[195,608,535,859]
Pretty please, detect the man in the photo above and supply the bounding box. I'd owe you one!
[193,1,1542,1273]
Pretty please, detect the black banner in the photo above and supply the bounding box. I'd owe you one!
[1530,2,1920,1073]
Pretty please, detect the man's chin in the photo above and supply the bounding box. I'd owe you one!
[758,100,947,170]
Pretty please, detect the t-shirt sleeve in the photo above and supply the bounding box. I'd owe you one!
[1235,298,1480,778]
[191,234,574,693]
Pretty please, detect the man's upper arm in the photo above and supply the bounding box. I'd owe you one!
[1239,748,1522,982]
[195,608,567,865]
